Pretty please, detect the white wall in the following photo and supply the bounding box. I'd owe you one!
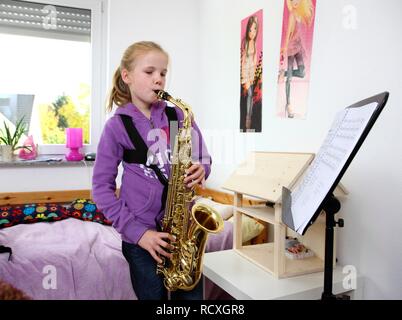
[1,0,400,299]
[0,166,93,192]
[198,0,402,299]
[107,0,201,110]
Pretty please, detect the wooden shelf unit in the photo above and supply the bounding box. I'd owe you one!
[223,152,346,279]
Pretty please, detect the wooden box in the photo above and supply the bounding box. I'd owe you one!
[223,152,347,278]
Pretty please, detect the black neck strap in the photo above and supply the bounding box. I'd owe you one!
[119,107,178,220]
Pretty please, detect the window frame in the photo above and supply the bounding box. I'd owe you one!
[0,0,106,154]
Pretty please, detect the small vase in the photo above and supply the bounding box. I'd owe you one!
[1,145,13,162]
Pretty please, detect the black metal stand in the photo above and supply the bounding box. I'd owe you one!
[321,194,350,300]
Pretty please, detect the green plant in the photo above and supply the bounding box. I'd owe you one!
[0,117,30,152]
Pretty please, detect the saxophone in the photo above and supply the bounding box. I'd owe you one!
[155,89,224,291]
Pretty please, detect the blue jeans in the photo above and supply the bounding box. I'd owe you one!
[285,51,305,105]
[122,241,203,300]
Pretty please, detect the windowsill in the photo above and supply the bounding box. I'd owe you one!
[0,154,95,168]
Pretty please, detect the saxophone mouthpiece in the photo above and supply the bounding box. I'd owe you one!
[154,90,171,101]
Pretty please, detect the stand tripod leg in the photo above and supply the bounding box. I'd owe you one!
[321,208,336,300]
[320,194,350,300]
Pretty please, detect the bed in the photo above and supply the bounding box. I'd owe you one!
[0,188,265,300]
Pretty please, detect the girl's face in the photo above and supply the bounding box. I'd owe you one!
[248,22,257,41]
[290,0,301,9]
[122,50,168,109]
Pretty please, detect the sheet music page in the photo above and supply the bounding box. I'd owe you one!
[291,102,378,234]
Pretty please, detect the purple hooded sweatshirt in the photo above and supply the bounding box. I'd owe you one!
[92,100,211,245]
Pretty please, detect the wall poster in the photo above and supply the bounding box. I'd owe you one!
[277,0,316,119]
[240,9,263,132]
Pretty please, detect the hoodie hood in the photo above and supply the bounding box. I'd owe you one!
[114,100,167,123]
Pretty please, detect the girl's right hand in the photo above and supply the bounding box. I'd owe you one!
[138,229,175,263]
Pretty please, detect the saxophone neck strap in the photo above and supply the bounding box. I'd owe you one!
[119,114,149,164]
[119,107,178,221]
[119,106,178,186]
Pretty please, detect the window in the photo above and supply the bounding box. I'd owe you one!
[0,0,104,154]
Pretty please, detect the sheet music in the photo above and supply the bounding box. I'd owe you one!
[291,102,378,234]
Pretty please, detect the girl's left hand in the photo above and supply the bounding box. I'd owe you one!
[183,163,205,189]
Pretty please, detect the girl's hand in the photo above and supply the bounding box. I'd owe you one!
[183,163,206,189]
[138,230,175,264]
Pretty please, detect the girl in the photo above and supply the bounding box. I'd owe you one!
[240,15,261,132]
[92,41,211,300]
[279,0,314,118]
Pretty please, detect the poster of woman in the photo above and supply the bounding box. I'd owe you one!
[240,9,263,133]
[277,0,316,119]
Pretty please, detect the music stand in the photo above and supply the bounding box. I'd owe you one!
[282,92,389,300]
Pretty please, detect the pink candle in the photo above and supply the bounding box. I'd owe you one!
[66,128,83,148]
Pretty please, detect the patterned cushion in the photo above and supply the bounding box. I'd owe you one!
[68,199,112,225]
[0,204,69,229]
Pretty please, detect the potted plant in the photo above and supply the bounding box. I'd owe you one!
[0,117,30,161]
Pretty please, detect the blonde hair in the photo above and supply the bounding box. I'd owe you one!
[287,0,314,25]
[107,41,169,112]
